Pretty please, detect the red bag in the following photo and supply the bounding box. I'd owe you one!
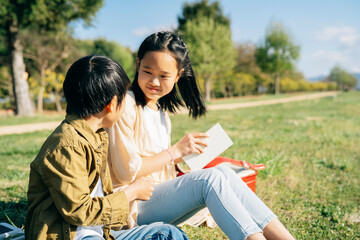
[176,156,265,193]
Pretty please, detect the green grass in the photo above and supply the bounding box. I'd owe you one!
[206,92,314,105]
[1,92,359,239]
[0,112,64,126]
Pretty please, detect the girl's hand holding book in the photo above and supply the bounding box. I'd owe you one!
[169,133,209,164]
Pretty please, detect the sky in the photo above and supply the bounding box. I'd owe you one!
[73,0,360,79]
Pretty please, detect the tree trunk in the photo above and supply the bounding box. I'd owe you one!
[205,78,211,102]
[55,93,62,112]
[7,21,34,116]
[37,86,45,113]
[275,74,280,95]
[37,67,47,113]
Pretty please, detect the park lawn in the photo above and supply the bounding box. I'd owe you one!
[0,111,65,127]
[206,92,300,105]
[1,91,359,239]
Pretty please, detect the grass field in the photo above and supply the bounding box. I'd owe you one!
[1,92,359,239]
[206,92,306,105]
[0,111,65,127]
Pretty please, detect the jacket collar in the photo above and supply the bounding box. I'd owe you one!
[65,114,106,149]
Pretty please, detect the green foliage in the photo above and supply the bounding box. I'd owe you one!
[255,21,300,94]
[233,43,272,95]
[177,0,234,101]
[91,38,135,79]
[0,28,7,61]
[178,0,230,31]
[20,29,80,112]
[233,72,257,96]
[280,77,300,92]
[311,81,330,91]
[0,0,33,28]
[73,39,96,56]
[0,0,103,32]
[328,65,358,91]
[235,43,263,75]
[281,77,338,93]
[180,16,236,100]
[31,0,103,31]
[257,21,300,73]
[0,65,11,98]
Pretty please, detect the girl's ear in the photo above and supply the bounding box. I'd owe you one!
[136,58,140,69]
[175,68,185,83]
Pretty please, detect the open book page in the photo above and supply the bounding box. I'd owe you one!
[183,123,233,170]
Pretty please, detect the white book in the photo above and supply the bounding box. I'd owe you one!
[183,123,233,170]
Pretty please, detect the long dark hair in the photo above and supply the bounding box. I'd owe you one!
[131,31,206,118]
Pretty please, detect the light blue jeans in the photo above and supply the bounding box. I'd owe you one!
[137,165,276,240]
[82,222,189,240]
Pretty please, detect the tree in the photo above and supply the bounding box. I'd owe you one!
[0,29,11,100]
[235,43,271,94]
[0,66,11,99]
[92,39,135,79]
[45,70,65,112]
[180,17,236,101]
[178,0,230,31]
[328,65,358,91]
[255,21,300,95]
[22,29,76,113]
[0,0,103,115]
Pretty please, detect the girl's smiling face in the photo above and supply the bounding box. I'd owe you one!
[137,51,183,110]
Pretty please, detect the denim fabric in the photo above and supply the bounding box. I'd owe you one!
[137,165,276,240]
[111,222,189,240]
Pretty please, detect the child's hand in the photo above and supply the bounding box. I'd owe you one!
[123,177,154,201]
[171,133,209,161]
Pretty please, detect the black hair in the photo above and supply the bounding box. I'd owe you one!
[131,31,206,118]
[63,55,130,118]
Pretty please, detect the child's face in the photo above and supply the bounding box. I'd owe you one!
[137,51,182,108]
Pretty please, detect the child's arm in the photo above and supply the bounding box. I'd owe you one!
[40,146,129,227]
[122,177,154,201]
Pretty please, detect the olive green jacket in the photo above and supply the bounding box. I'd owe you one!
[25,115,129,240]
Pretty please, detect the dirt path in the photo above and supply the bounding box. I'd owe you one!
[0,91,338,136]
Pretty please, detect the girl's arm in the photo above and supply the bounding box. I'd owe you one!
[108,92,208,183]
[135,132,209,178]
